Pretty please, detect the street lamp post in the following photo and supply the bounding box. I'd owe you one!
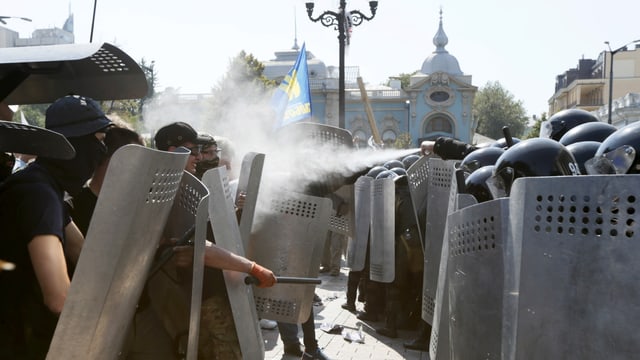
[0,16,32,25]
[305,1,378,129]
[405,99,411,137]
[604,39,640,125]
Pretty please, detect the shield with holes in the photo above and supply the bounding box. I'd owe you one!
[447,198,509,360]
[275,122,354,149]
[248,190,332,324]
[202,167,264,360]
[235,152,265,250]
[422,158,457,324]
[369,177,395,283]
[145,170,209,360]
[503,175,640,359]
[47,145,190,360]
[348,176,372,271]
[407,155,430,246]
[0,120,75,159]
[428,165,478,360]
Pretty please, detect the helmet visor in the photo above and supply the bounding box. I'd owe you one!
[585,145,636,175]
[486,167,514,198]
[460,159,481,174]
[539,120,552,138]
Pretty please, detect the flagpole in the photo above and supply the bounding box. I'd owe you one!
[305,1,378,129]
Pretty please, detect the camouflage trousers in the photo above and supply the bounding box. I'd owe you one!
[198,295,242,360]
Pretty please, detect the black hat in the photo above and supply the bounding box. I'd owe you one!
[45,95,113,138]
[154,122,207,150]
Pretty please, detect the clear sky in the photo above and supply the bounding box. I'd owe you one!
[3,0,639,118]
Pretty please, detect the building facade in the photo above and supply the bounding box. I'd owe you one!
[0,14,74,48]
[548,44,640,128]
[263,11,478,147]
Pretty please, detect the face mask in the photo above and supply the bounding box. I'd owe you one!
[39,134,107,196]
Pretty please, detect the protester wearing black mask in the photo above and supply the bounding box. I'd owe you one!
[0,95,112,358]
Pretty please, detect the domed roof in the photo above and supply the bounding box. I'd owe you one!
[263,39,328,80]
[421,10,463,76]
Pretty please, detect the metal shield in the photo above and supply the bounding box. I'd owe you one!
[202,167,264,360]
[145,171,209,357]
[328,184,354,237]
[47,145,189,360]
[422,158,458,324]
[0,120,75,159]
[348,176,372,271]
[276,122,354,148]
[447,198,509,360]
[236,152,265,250]
[176,172,210,360]
[1,42,148,104]
[369,178,395,283]
[504,175,640,360]
[248,191,332,324]
[407,155,429,246]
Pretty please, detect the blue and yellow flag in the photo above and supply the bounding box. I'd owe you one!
[271,42,312,128]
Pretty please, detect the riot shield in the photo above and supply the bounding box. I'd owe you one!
[427,161,469,360]
[328,184,354,237]
[369,177,395,283]
[248,191,332,324]
[202,167,264,360]
[447,198,509,360]
[422,158,458,324]
[276,122,354,148]
[145,170,210,359]
[47,145,189,360]
[504,175,640,360]
[348,176,372,271]
[0,120,75,159]
[236,152,265,249]
[407,155,429,246]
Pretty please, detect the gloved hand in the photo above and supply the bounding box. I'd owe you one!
[249,262,276,288]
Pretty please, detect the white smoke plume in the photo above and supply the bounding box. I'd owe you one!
[141,63,420,230]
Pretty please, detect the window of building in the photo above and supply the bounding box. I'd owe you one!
[382,130,397,146]
[426,117,453,133]
[353,129,367,148]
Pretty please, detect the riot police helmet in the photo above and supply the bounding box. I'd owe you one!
[459,146,505,174]
[491,137,521,149]
[540,109,599,141]
[565,141,601,175]
[401,154,421,169]
[366,165,387,178]
[585,121,640,174]
[558,122,617,146]
[383,159,404,170]
[487,138,580,198]
[389,167,407,177]
[464,165,495,203]
[375,169,399,180]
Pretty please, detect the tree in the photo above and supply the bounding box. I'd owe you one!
[207,51,276,126]
[391,132,412,149]
[523,112,547,139]
[386,71,419,90]
[474,81,528,139]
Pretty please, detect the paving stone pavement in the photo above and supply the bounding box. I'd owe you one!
[260,267,430,360]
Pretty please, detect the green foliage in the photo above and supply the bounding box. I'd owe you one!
[474,81,528,139]
[391,133,412,149]
[16,104,48,127]
[208,51,276,124]
[387,71,419,89]
[523,112,547,139]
